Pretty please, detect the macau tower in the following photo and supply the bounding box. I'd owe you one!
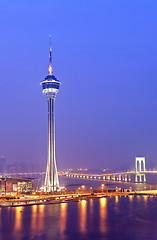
[41,37,61,192]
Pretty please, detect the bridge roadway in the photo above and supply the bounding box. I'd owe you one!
[63,171,135,182]
[63,170,156,183]
[1,170,157,176]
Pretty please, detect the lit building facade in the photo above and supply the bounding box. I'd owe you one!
[0,177,33,194]
[41,37,60,192]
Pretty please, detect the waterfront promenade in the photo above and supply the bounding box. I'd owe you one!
[1,188,157,207]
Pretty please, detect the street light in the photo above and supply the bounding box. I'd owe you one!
[101,184,104,192]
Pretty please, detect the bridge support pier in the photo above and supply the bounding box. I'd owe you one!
[135,157,146,183]
[144,174,146,182]
[112,176,115,180]
[135,173,146,183]
[125,175,127,182]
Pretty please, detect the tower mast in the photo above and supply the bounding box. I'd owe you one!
[48,35,53,75]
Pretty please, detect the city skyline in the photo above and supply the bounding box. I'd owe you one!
[0,1,157,170]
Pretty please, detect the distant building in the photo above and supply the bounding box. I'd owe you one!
[17,181,32,193]
[0,157,7,173]
[6,162,42,173]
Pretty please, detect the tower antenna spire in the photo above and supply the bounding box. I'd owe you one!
[48,35,53,75]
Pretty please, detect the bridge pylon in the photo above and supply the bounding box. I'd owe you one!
[135,157,146,183]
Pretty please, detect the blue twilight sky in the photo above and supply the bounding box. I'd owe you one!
[0,0,157,170]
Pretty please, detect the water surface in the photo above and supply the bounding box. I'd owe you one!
[1,196,157,240]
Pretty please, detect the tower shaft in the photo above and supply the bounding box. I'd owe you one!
[44,96,59,192]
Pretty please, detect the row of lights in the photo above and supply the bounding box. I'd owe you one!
[66,174,131,181]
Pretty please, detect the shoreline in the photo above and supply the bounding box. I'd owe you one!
[0,189,157,208]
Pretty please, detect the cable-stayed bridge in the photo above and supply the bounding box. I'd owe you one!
[63,171,142,183]
[63,157,157,183]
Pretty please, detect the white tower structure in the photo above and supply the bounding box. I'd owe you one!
[135,157,146,183]
[41,36,61,192]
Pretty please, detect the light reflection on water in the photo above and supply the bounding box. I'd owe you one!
[14,207,23,230]
[31,204,37,233]
[99,197,107,233]
[14,206,24,240]
[129,195,133,202]
[78,200,87,233]
[143,195,148,204]
[136,195,141,204]
[115,195,118,204]
[60,203,67,239]
[114,195,119,214]
[89,198,93,216]
[38,204,45,232]
[1,197,157,239]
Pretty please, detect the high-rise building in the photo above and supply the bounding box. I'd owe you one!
[41,37,61,192]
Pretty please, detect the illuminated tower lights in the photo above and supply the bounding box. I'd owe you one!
[41,36,61,192]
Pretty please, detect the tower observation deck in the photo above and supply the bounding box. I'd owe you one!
[41,36,61,192]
